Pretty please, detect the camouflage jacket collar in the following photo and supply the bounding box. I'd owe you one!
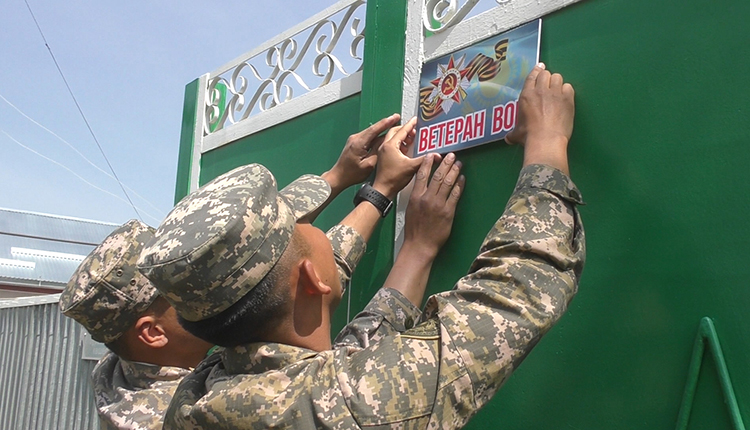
[119,358,191,390]
[223,342,320,374]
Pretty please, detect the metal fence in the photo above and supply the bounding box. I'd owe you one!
[0,294,99,430]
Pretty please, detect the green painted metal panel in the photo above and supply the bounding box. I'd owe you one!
[174,78,200,204]
[358,0,407,125]
[198,96,361,189]
[352,0,409,300]
[439,0,750,428]
[175,0,750,427]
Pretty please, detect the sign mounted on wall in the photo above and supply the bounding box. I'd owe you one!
[415,19,541,156]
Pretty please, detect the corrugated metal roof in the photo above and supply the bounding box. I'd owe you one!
[0,207,118,246]
[0,296,99,429]
[0,293,61,309]
[0,209,118,289]
[0,234,98,258]
[0,258,82,287]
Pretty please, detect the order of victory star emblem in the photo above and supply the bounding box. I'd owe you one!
[427,55,472,115]
[415,18,540,156]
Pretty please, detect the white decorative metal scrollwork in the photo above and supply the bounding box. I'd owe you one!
[423,0,510,34]
[205,0,366,135]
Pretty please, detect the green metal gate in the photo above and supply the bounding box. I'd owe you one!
[175,0,750,428]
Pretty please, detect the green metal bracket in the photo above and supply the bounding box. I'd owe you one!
[675,317,746,430]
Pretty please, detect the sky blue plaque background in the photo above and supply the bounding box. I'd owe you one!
[415,19,541,155]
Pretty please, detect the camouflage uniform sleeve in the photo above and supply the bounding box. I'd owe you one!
[333,287,423,348]
[326,224,366,290]
[334,164,585,428]
[422,164,585,427]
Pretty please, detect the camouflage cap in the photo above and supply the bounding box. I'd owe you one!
[137,164,330,322]
[59,219,159,344]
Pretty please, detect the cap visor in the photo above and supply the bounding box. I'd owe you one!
[279,174,331,220]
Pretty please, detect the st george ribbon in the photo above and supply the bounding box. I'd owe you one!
[415,19,541,156]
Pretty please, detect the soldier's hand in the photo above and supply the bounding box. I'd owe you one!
[403,152,465,259]
[372,117,425,199]
[324,114,402,191]
[505,63,575,175]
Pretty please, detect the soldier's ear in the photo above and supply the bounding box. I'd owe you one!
[135,315,168,349]
[298,259,332,296]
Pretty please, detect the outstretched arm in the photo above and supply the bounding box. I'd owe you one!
[423,63,584,426]
[381,151,465,306]
[321,117,427,316]
[331,118,442,348]
[334,116,425,243]
[335,64,586,428]
[301,114,402,224]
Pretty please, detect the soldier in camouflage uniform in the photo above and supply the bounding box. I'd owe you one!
[139,63,584,429]
[59,219,214,430]
[59,113,411,430]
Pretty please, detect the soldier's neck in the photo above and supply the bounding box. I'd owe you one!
[280,329,332,352]
[268,305,333,352]
[128,340,211,370]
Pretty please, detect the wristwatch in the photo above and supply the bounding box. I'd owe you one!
[353,183,393,217]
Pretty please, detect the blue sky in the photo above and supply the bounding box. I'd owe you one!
[0,0,336,226]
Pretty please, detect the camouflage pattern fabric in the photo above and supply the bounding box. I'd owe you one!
[162,164,586,430]
[92,352,191,430]
[334,287,423,349]
[326,224,366,296]
[137,164,331,322]
[164,288,423,429]
[59,219,159,344]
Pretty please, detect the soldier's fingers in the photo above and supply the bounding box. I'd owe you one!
[360,113,401,147]
[400,129,416,155]
[550,73,563,91]
[368,135,386,155]
[405,128,416,143]
[413,153,437,195]
[387,117,417,150]
[523,62,545,90]
[427,152,456,195]
[382,125,401,146]
[536,69,551,89]
[437,160,462,200]
[361,153,377,169]
[562,82,575,97]
[447,175,465,210]
[400,133,413,155]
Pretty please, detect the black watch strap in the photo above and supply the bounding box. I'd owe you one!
[353,183,393,217]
